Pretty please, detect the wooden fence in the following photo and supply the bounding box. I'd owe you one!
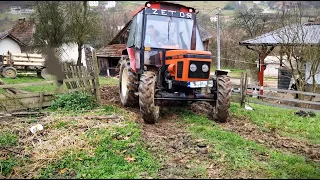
[0,48,100,112]
[232,72,320,112]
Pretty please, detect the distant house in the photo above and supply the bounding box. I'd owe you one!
[105,1,116,9]
[88,1,99,7]
[10,6,21,14]
[0,31,25,55]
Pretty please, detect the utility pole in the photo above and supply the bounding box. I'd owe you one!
[216,8,221,70]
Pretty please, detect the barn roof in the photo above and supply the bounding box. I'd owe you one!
[239,23,320,46]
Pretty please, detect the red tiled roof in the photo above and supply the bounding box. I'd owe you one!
[9,19,35,46]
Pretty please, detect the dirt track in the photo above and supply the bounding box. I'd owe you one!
[100,85,320,178]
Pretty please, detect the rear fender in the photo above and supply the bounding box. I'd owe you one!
[126,48,136,72]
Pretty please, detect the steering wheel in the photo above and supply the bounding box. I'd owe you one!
[158,38,175,46]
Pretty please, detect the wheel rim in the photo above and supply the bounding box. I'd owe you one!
[121,68,128,97]
[6,69,15,77]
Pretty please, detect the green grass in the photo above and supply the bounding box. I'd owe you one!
[39,107,161,179]
[230,103,320,145]
[173,106,320,179]
[39,123,160,179]
[0,131,18,147]
[99,77,119,86]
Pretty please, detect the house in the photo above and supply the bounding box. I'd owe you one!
[105,1,116,9]
[10,6,21,14]
[88,1,99,7]
[0,30,25,55]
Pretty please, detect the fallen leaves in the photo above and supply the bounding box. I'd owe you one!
[124,156,136,163]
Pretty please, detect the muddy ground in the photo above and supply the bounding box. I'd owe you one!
[100,85,320,178]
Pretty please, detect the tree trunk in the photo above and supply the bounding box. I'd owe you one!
[77,43,83,66]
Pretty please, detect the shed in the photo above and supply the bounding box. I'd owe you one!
[239,22,320,93]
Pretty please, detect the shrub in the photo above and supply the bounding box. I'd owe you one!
[224,3,235,10]
[50,92,97,111]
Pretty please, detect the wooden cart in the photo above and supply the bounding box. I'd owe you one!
[0,52,48,79]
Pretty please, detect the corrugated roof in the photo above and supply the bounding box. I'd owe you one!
[239,23,320,46]
[199,26,213,42]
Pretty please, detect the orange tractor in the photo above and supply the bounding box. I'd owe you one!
[118,1,231,124]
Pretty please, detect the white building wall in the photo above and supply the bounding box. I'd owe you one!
[59,43,86,67]
[88,1,99,7]
[305,63,320,85]
[0,37,21,55]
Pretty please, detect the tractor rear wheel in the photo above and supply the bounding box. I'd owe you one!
[138,71,159,124]
[2,66,17,79]
[213,75,231,122]
[119,57,138,107]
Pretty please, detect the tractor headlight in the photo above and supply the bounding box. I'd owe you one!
[202,64,209,72]
[190,64,197,72]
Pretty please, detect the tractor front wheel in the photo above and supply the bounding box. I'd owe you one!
[138,71,159,124]
[213,75,231,122]
[2,66,17,79]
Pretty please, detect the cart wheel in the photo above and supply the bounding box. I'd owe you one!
[2,66,17,79]
[41,68,51,79]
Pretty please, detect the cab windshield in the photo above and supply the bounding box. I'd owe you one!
[144,15,204,50]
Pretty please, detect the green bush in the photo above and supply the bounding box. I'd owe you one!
[223,3,235,10]
[50,92,97,111]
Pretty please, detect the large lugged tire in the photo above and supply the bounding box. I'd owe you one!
[119,57,138,107]
[138,71,159,124]
[2,66,17,79]
[213,75,231,122]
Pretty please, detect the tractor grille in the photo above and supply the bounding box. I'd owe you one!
[177,61,183,78]
[188,61,210,79]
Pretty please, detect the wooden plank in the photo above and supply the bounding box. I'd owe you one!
[67,87,95,93]
[62,63,71,89]
[63,76,95,83]
[39,92,43,110]
[0,81,55,89]
[9,53,44,58]
[248,85,320,97]
[248,99,320,113]
[93,50,101,103]
[252,94,320,106]
[5,57,45,62]
[5,61,44,66]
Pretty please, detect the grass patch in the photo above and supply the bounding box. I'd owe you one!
[39,121,160,179]
[0,75,57,93]
[0,131,18,147]
[99,77,119,86]
[0,157,17,177]
[173,107,320,179]
[230,103,320,145]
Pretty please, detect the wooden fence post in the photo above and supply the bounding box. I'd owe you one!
[92,50,101,104]
[240,72,248,108]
